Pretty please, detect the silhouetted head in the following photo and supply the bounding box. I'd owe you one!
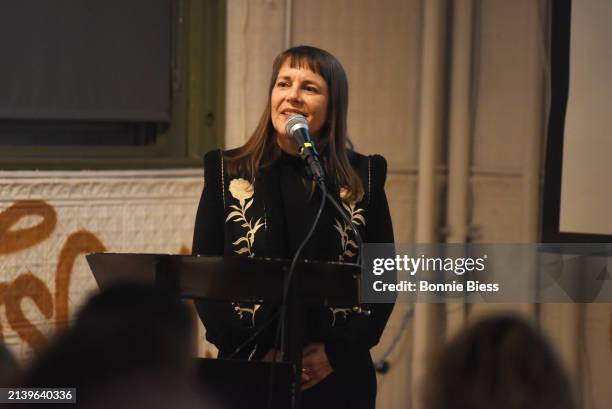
[424,314,576,409]
[0,342,19,386]
[20,283,196,403]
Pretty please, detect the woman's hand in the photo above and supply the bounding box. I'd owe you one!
[262,348,283,363]
[263,348,310,385]
[301,343,333,390]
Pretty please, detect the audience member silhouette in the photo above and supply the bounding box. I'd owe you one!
[17,283,210,408]
[0,342,18,387]
[423,315,576,409]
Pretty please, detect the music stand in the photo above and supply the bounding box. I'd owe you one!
[86,253,360,409]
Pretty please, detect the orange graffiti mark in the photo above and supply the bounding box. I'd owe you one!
[55,231,106,331]
[0,200,106,354]
[3,273,53,353]
[1,200,192,356]
[0,200,56,254]
[179,245,191,255]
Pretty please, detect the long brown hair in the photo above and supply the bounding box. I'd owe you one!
[225,45,364,202]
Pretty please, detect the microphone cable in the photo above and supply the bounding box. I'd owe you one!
[266,179,328,409]
[226,309,281,360]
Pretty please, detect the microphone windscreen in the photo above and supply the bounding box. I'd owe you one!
[284,114,308,136]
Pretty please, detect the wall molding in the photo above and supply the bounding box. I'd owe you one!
[0,169,203,202]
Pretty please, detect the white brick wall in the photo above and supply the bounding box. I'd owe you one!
[0,169,207,361]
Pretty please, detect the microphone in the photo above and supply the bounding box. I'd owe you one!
[284,114,326,182]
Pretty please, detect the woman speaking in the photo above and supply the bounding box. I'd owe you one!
[193,45,394,409]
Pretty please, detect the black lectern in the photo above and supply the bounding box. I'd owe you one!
[86,253,360,409]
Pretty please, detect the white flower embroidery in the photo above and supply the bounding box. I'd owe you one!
[334,187,365,262]
[330,307,352,326]
[228,178,254,205]
[232,303,261,327]
[226,178,264,257]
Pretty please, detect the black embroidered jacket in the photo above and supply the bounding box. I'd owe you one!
[192,149,395,407]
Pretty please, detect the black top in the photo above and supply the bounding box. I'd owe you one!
[192,149,395,409]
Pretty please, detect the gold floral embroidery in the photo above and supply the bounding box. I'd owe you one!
[225,178,263,327]
[232,303,261,327]
[330,307,352,326]
[226,178,264,257]
[334,187,365,262]
[329,187,366,326]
